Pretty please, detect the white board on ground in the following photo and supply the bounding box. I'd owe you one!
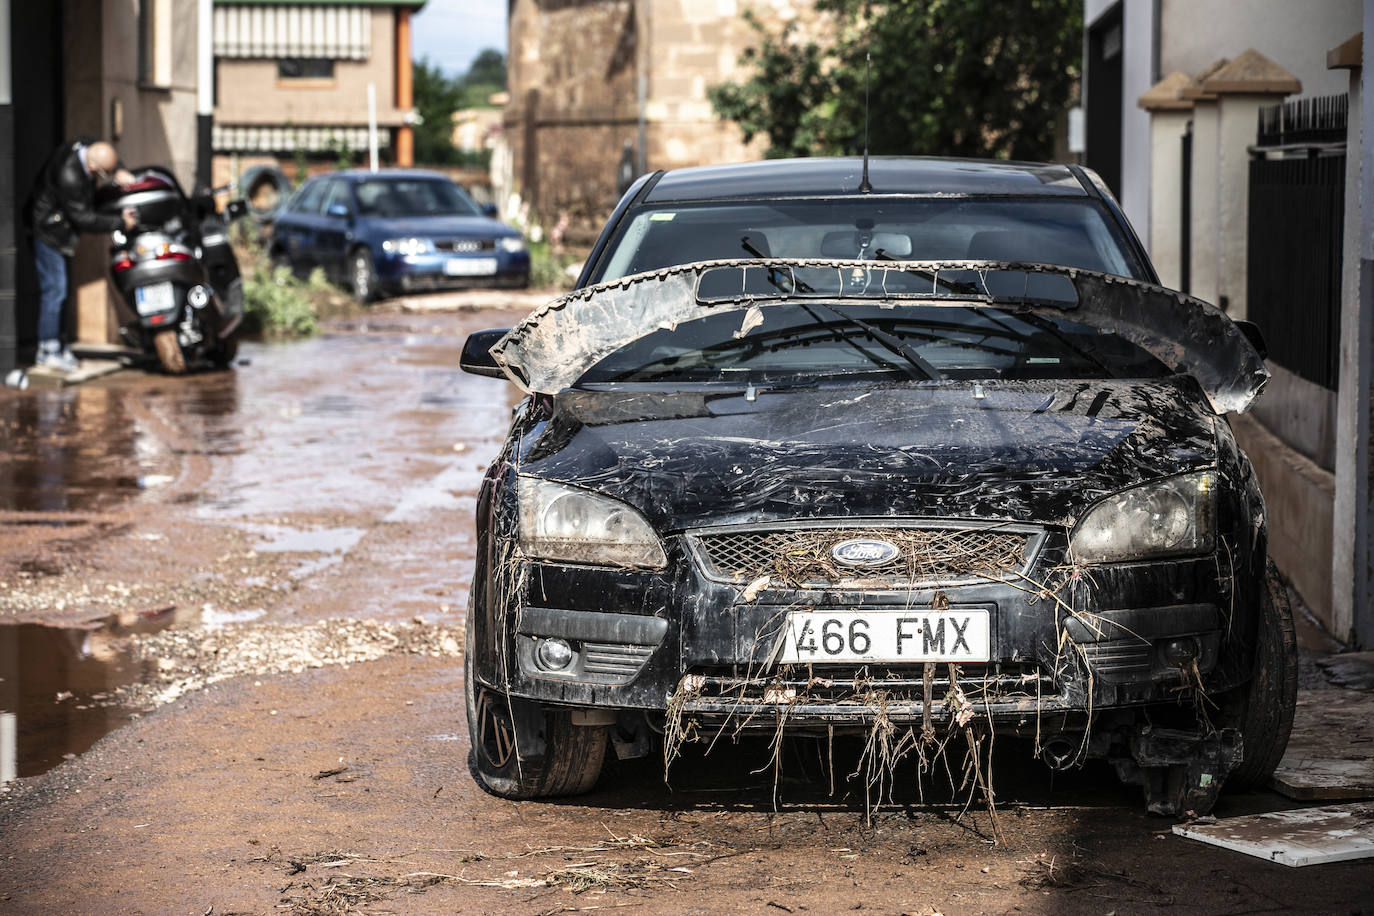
[1173,803,1374,867]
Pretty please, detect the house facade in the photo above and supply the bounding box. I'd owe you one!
[1,0,208,372]
[210,0,424,186]
[1082,0,1373,649]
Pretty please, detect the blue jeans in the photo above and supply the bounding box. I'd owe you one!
[33,237,69,343]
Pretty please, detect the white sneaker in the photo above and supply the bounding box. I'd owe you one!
[35,341,81,373]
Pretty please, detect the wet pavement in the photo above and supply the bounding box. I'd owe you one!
[0,299,1372,914]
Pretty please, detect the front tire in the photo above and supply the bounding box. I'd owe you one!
[464,618,607,799]
[153,329,187,374]
[211,337,239,369]
[351,247,378,304]
[1222,558,1298,789]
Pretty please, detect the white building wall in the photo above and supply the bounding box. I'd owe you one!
[1160,0,1360,98]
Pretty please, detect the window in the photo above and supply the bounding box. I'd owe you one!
[278,59,336,81]
[138,0,173,88]
[290,179,330,215]
[354,179,482,218]
[322,181,353,217]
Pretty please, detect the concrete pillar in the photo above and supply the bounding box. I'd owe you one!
[1202,50,1302,319]
[1,0,15,374]
[394,7,413,167]
[1139,71,1195,291]
[1186,91,1220,306]
[1333,23,1371,647]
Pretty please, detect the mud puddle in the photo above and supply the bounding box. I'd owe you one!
[0,612,174,780]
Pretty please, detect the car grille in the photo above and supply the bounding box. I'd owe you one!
[689,523,1038,589]
[434,238,495,253]
[583,642,656,680]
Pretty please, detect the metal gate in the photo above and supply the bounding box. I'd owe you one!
[1247,94,1347,390]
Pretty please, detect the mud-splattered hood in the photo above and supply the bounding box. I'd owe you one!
[494,259,1269,415]
[517,377,1218,531]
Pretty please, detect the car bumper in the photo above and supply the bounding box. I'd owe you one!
[480,535,1252,732]
[376,250,530,290]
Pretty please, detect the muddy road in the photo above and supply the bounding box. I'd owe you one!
[1,301,1371,915]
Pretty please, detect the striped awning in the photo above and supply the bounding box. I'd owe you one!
[213,5,371,60]
[213,124,391,153]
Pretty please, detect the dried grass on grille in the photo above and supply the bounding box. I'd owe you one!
[714,527,1030,588]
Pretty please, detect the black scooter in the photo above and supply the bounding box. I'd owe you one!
[98,168,248,373]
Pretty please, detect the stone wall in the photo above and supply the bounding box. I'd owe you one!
[506,0,803,228]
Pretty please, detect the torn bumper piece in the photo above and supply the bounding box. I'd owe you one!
[1113,725,1242,817]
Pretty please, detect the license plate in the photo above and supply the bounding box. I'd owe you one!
[134,282,175,316]
[779,610,990,664]
[444,257,497,277]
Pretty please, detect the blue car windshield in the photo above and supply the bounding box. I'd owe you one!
[592,197,1142,283]
[579,303,1170,384]
[354,179,481,218]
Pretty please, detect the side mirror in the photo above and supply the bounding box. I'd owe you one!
[1234,319,1268,360]
[326,203,353,221]
[481,203,498,218]
[226,199,249,221]
[461,328,512,378]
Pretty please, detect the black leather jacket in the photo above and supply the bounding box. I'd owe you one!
[23,139,123,256]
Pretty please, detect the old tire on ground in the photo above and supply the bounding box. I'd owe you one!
[1223,558,1298,790]
[153,329,187,374]
[464,620,607,799]
[351,247,378,304]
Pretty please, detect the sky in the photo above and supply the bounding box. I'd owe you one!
[412,0,507,78]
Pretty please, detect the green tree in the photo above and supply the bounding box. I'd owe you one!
[413,57,465,164]
[709,0,1083,161]
[460,47,506,109]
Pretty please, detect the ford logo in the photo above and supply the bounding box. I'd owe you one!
[830,538,900,567]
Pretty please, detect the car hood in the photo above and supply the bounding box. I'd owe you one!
[517,377,1218,531]
[493,259,1268,415]
[365,215,514,238]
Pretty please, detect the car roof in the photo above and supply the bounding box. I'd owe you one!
[332,169,455,183]
[644,157,1089,202]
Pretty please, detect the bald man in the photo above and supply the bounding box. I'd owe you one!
[23,138,137,372]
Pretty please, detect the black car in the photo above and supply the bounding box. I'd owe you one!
[459,158,1293,817]
[270,169,529,303]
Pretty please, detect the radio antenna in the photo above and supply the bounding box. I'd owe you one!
[859,52,872,193]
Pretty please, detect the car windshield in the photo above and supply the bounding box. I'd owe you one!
[592,198,1141,283]
[578,303,1170,385]
[354,178,481,218]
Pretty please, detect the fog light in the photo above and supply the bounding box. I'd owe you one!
[1161,637,1199,667]
[536,637,575,671]
[187,285,211,309]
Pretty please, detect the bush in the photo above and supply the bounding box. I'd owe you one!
[528,240,576,291]
[242,262,320,337]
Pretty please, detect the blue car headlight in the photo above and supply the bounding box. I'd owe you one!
[382,237,433,256]
[499,236,526,254]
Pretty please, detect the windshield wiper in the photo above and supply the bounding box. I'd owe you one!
[740,237,815,293]
[804,303,943,381]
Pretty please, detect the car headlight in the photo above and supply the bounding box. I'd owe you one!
[1069,470,1217,563]
[499,236,526,253]
[517,476,666,569]
[381,237,432,256]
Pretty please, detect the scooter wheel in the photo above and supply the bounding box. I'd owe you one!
[211,338,239,369]
[153,330,187,374]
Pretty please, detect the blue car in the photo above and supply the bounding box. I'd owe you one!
[269,169,530,302]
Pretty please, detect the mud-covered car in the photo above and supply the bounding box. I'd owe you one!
[459,158,1295,816]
